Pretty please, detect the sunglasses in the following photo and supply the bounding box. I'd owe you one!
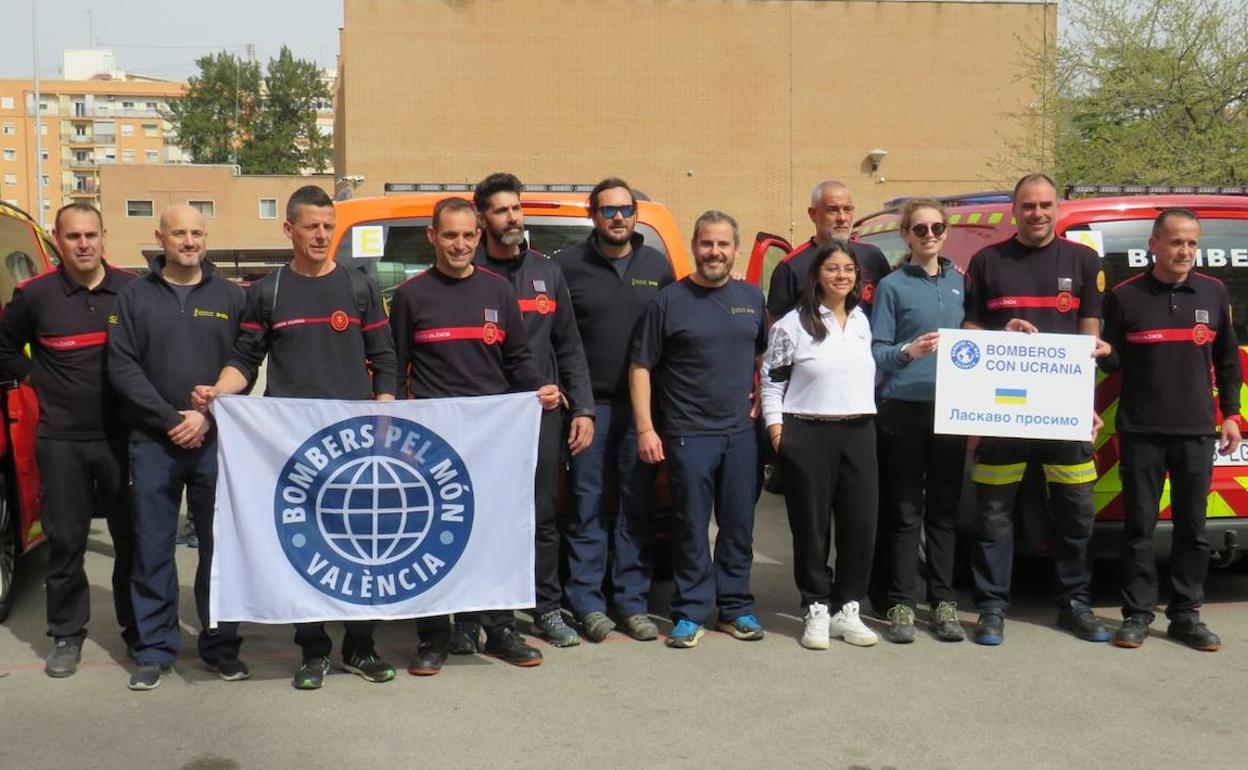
[599,205,636,219]
[909,223,947,238]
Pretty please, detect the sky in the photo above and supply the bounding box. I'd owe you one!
[0,0,343,80]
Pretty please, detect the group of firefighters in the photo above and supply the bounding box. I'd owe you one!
[0,170,1236,692]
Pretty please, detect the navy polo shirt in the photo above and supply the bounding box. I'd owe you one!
[632,277,767,435]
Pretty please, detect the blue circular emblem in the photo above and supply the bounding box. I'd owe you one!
[274,415,473,605]
[950,339,980,370]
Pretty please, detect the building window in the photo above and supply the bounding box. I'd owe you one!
[2,174,16,186]
[121,124,134,136]
[126,200,154,217]
[2,149,13,161]
[40,149,48,160]
[188,200,215,218]
[121,101,135,109]
[0,97,13,109]
[259,198,278,219]
[122,149,135,163]
[40,174,49,185]
[39,124,47,135]
[142,123,158,137]
[145,150,158,162]
[103,149,116,162]
[1,123,13,135]
[146,101,159,110]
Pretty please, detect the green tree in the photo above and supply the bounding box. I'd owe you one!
[166,46,331,174]
[1002,0,1248,187]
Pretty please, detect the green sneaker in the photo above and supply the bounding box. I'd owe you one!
[535,610,580,648]
[292,656,331,690]
[932,601,966,642]
[884,604,916,644]
[342,649,396,683]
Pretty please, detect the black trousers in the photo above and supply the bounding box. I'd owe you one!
[779,415,878,608]
[293,621,378,660]
[533,408,562,615]
[36,436,136,644]
[877,400,965,608]
[971,438,1097,611]
[1118,432,1214,623]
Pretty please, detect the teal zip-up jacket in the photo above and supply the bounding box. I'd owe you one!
[871,257,965,402]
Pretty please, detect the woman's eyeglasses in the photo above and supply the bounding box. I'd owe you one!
[909,223,947,238]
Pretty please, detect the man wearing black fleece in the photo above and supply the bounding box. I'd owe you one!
[109,204,247,691]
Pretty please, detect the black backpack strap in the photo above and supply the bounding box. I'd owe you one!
[259,267,281,327]
[342,263,372,318]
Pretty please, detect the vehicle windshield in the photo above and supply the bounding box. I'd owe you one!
[334,215,670,300]
[1065,217,1248,341]
[0,210,46,304]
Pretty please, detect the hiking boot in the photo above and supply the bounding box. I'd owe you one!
[1167,619,1222,652]
[621,613,659,641]
[45,638,82,678]
[408,640,449,676]
[127,663,168,691]
[829,601,878,647]
[535,610,580,648]
[483,626,543,667]
[932,601,966,642]
[292,656,331,690]
[208,657,251,682]
[801,602,831,650]
[580,611,615,643]
[974,613,1004,645]
[342,649,396,682]
[1056,601,1111,642]
[448,620,482,654]
[1113,615,1150,649]
[884,604,916,644]
[717,613,764,641]
[665,618,705,649]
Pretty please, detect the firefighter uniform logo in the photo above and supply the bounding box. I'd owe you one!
[1056,292,1074,313]
[330,310,351,332]
[861,283,876,303]
[274,416,475,605]
[482,322,500,345]
[1096,271,1106,292]
[534,294,551,315]
[1196,309,1210,324]
[1193,324,1210,345]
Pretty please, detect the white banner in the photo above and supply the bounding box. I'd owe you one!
[935,328,1095,441]
[209,392,540,625]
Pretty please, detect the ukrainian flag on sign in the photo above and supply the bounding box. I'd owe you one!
[995,388,1027,405]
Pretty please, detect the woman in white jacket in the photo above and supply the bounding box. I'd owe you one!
[762,240,879,649]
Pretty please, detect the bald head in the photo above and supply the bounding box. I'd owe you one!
[156,204,208,272]
[808,180,856,243]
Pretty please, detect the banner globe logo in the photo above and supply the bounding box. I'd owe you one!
[950,339,980,370]
[274,416,473,605]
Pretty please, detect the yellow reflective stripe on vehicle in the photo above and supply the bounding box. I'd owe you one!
[971,462,1027,485]
[1043,462,1097,485]
[26,520,42,540]
[948,213,962,225]
[988,212,1004,224]
[1208,490,1237,518]
[966,213,982,224]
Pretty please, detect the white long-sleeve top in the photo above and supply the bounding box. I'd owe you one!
[760,304,876,427]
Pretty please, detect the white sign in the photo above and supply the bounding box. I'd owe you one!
[351,225,385,259]
[935,328,1095,441]
[210,392,540,625]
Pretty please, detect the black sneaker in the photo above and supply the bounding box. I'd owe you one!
[974,613,1004,646]
[342,649,396,683]
[208,657,251,682]
[45,638,82,678]
[1112,616,1150,648]
[292,656,331,690]
[128,663,167,691]
[1056,601,1110,642]
[448,620,482,655]
[1167,619,1222,652]
[483,626,543,667]
[407,640,449,676]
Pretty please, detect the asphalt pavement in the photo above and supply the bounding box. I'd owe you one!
[2,490,1247,769]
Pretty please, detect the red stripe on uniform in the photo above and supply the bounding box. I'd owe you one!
[362,319,389,332]
[517,298,557,313]
[985,296,1081,310]
[270,316,360,331]
[1124,328,1216,344]
[37,331,107,350]
[412,326,506,344]
[239,322,263,331]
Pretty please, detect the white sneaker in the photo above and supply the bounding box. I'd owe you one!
[801,602,831,650]
[829,601,878,647]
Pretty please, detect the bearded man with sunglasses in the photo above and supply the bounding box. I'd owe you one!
[767,180,891,322]
[554,178,675,643]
